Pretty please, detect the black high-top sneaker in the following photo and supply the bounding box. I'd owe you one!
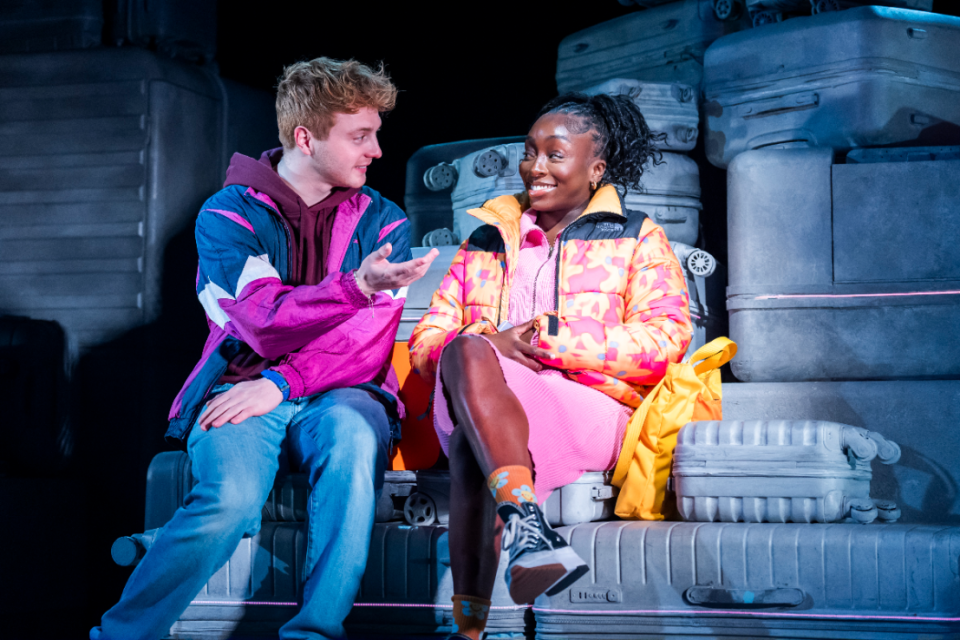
[497,501,589,604]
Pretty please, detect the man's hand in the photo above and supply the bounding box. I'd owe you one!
[199,378,284,430]
[485,319,555,372]
[356,243,439,296]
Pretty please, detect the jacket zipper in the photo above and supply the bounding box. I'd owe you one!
[532,241,556,317]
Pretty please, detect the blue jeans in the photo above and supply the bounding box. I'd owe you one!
[91,385,392,640]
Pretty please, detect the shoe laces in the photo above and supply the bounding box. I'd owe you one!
[501,511,542,552]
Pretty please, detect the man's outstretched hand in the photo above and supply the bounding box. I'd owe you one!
[356,244,439,296]
[199,378,284,430]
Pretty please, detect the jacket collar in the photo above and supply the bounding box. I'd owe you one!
[467,183,624,231]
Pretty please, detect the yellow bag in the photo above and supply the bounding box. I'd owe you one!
[611,337,737,520]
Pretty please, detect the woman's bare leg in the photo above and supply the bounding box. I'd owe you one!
[440,336,532,474]
[441,336,530,603]
[448,427,501,599]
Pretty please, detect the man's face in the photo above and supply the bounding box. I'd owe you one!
[309,107,383,189]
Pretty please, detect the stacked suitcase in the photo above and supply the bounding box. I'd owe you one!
[554,0,747,353]
[581,76,724,353]
[114,451,624,638]
[700,3,960,456]
[529,3,960,639]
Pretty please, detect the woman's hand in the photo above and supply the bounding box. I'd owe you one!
[485,319,555,372]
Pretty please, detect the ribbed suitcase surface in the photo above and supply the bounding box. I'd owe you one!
[556,0,750,93]
[582,79,700,151]
[406,137,524,246]
[723,380,960,524]
[347,522,531,638]
[535,521,960,639]
[704,6,960,168]
[0,48,222,352]
[169,522,306,640]
[674,420,901,524]
[167,523,531,639]
[144,451,415,530]
[726,147,960,382]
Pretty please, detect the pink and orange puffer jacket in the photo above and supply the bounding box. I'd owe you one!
[409,185,693,407]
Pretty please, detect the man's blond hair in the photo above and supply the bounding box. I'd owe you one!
[276,57,398,148]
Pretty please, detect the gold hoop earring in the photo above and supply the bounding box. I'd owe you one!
[590,181,597,190]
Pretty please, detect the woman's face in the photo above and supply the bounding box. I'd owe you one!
[519,112,606,214]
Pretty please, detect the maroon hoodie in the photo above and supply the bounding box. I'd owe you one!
[219,148,359,383]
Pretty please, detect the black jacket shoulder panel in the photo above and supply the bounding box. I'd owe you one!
[465,224,505,253]
[563,209,649,241]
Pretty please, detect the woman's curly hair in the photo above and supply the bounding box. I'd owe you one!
[535,92,665,193]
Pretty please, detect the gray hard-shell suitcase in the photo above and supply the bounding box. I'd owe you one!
[703,6,960,168]
[582,78,700,151]
[450,142,526,242]
[143,451,416,529]
[543,472,620,527]
[556,0,751,93]
[397,469,622,528]
[0,48,275,352]
[723,380,960,524]
[670,242,726,355]
[147,522,530,639]
[114,0,216,63]
[406,137,524,246]
[535,520,960,639]
[673,420,901,524]
[347,523,531,638]
[725,147,960,382]
[397,245,459,341]
[626,150,702,246]
[0,0,103,55]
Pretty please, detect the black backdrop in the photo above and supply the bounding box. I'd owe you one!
[216,2,638,208]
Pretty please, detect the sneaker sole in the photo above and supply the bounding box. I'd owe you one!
[507,546,588,604]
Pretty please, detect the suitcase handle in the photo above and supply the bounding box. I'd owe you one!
[740,92,819,120]
[685,586,805,608]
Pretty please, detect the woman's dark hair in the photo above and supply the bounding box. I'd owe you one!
[535,92,665,193]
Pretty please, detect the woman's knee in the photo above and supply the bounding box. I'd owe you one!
[441,336,496,381]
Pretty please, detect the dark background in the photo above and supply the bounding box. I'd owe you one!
[215,2,638,208]
[4,2,960,638]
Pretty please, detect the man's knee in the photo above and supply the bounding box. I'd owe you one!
[187,475,266,531]
[312,389,390,464]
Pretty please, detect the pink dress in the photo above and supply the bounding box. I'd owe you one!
[433,211,633,503]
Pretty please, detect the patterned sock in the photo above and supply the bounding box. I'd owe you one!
[451,594,491,638]
[487,465,538,506]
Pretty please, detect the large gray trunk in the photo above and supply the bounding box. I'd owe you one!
[556,0,750,93]
[704,6,960,168]
[534,521,960,639]
[725,147,960,382]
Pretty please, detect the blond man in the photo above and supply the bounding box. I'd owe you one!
[92,57,437,640]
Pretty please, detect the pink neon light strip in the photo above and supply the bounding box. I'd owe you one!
[352,603,530,610]
[756,290,960,300]
[191,600,298,606]
[533,607,960,622]
[189,600,531,610]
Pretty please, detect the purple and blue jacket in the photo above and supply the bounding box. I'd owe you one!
[166,170,411,447]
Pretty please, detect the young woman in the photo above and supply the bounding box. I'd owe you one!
[409,93,692,640]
